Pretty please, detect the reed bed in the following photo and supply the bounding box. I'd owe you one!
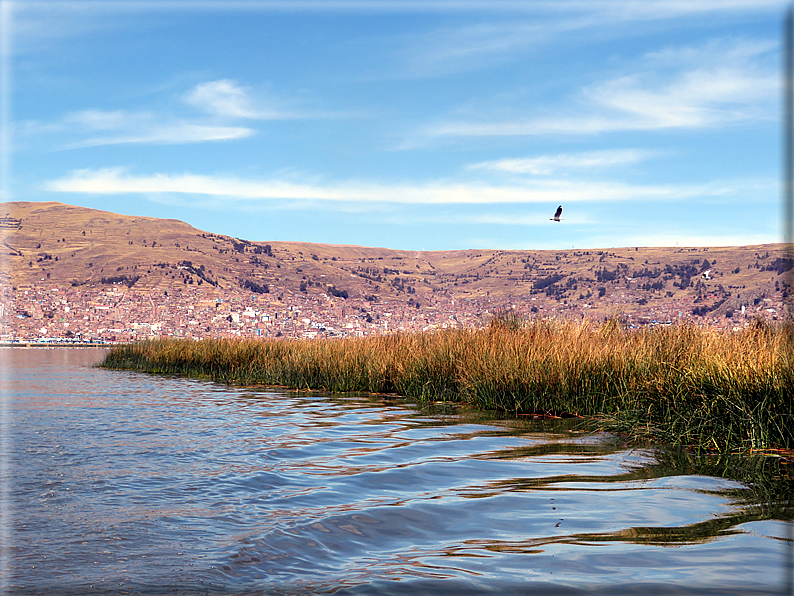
[101,317,793,452]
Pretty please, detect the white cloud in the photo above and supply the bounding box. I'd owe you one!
[20,78,341,150]
[641,37,776,69]
[45,167,759,206]
[184,80,256,118]
[183,79,299,120]
[390,1,784,79]
[11,0,785,62]
[417,37,777,139]
[21,102,257,149]
[585,51,776,129]
[67,123,254,148]
[580,0,786,20]
[395,21,550,79]
[65,110,132,130]
[468,149,654,175]
[51,109,254,147]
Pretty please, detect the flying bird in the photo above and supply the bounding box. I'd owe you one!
[550,205,562,222]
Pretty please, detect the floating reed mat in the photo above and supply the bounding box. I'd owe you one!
[102,318,793,452]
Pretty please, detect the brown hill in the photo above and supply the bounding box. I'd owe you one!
[1,201,790,324]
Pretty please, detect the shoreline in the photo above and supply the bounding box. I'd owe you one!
[100,317,794,453]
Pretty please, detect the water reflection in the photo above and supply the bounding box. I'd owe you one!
[6,348,792,595]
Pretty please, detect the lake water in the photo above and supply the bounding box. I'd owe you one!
[4,348,792,595]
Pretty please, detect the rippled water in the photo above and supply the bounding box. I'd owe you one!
[4,348,792,595]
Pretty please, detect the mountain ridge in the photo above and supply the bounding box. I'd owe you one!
[1,201,789,333]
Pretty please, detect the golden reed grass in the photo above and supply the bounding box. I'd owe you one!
[102,317,793,452]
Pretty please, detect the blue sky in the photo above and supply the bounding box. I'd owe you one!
[2,0,788,251]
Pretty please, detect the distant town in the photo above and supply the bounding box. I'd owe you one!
[2,275,787,345]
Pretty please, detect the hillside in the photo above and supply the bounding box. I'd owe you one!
[1,201,791,339]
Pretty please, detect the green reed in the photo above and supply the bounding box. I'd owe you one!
[101,317,793,452]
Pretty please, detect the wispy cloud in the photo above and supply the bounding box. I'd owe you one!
[32,108,255,148]
[468,149,654,175]
[68,123,254,148]
[386,0,785,78]
[583,42,776,129]
[394,21,550,79]
[183,79,309,120]
[45,167,761,206]
[18,77,350,149]
[415,37,777,140]
[570,0,786,21]
[185,80,254,118]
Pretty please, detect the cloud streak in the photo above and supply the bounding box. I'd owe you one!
[19,78,347,149]
[384,0,784,79]
[20,106,256,149]
[183,79,314,120]
[468,149,654,175]
[67,124,254,147]
[416,37,777,140]
[60,110,255,147]
[46,167,762,206]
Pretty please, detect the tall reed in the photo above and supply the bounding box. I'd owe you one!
[102,318,793,452]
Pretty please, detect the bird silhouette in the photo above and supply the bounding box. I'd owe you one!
[550,205,562,222]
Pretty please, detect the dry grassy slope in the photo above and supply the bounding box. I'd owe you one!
[1,201,789,316]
